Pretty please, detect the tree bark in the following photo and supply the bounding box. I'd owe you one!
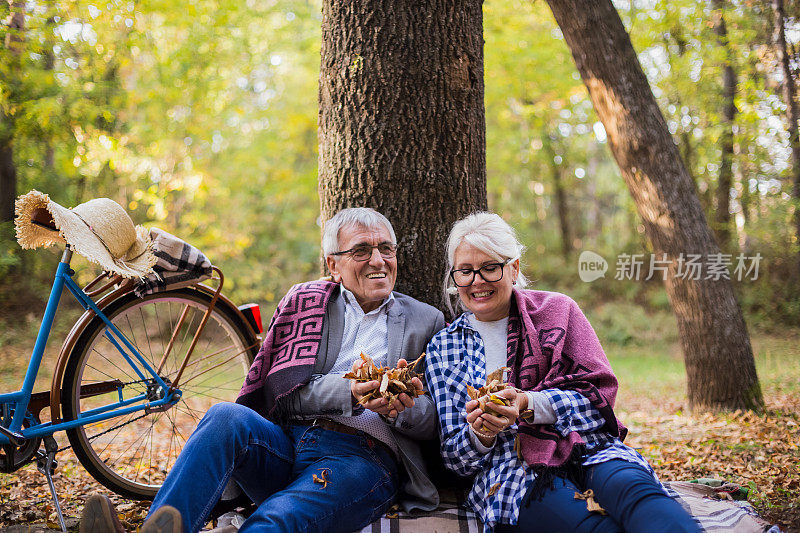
[772,0,800,271]
[546,0,762,411]
[711,0,737,249]
[318,0,487,310]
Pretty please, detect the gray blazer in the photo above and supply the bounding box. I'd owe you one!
[287,289,445,512]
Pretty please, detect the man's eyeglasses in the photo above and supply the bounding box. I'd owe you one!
[331,243,398,262]
[450,259,511,287]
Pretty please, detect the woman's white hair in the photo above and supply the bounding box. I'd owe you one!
[442,212,528,315]
[321,207,397,257]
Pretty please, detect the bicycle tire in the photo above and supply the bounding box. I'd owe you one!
[62,287,258,500]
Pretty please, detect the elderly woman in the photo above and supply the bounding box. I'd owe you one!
[424,212,698,533]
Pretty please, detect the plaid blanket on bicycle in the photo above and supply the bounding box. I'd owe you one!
[134,227,212,297]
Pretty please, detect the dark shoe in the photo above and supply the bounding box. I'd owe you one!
[79,493,125,533]
[141,505,182,533]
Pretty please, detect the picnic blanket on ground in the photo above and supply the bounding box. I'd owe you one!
[358,482,781,533]
[134,227,212,297]
[665,482,780,533]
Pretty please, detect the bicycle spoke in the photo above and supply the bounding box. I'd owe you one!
[64,290,253,497]
[174,403,203,425]
[109,314,150,381]
[154,303,168,373]
[85,358,133,386]
[147,421,155,484]
[163,410,179,478]
[127,420,156,482]
[167,301,176,363]
[165,406,190,450]
[112,414,156,469]
[181,389,233,403]
[182,373,246,393]
[180,381,246,401]
[89,346,139,385]
[124,313,141,360]
[179,347,253,389]
[139,306,156,370]
[85,411,137,458]
[175,306,196,374]
[172,341,246,379]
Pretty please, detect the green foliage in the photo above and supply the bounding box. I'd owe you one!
[0,0,797,326]
[1,0,322,307]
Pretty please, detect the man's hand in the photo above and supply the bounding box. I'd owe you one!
[349,358,422,418]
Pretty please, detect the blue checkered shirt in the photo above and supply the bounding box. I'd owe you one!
[425,314,662,533]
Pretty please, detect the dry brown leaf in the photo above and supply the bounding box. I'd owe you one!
[312,468,330,489]
[574,489,607,515]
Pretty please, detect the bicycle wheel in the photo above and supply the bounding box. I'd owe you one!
[62,288,258,500]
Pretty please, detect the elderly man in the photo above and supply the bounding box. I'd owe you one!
[81,207,445,533]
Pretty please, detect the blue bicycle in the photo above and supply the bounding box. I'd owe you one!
[1,206,261,525]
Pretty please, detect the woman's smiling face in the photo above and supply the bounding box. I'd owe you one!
[453,242,519,322]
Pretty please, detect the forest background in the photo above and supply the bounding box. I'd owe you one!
[2,0,800,318]
[0,0,798,530]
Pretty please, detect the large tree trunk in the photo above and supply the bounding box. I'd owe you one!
[711,0,737,249]
[772,0,800,272]
[318,0,487,309]
[546,0,762,411]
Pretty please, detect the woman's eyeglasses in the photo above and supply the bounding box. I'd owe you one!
[450,259,511,287]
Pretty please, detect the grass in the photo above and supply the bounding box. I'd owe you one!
[587,301,800,406]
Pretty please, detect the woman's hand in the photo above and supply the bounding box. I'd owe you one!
[465,386,529,445]
[350,359,421,418]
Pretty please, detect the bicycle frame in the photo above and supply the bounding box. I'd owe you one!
[0,246,178,445]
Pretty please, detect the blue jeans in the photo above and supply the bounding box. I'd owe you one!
[147,402,399,533]
[495,459,700,533]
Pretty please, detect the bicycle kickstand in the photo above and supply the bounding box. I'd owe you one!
[36,435,67,533]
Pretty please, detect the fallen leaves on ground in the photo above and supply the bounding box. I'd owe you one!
[1,393,798,532]
[0,449,150,531]
[619,390,800,532]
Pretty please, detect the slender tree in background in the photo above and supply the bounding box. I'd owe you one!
[711,0,737,249]
[542,130,572,259]
[546,0,762,411]
[317,0,487,308]
[0,0,25,222]
[772,0,800,272]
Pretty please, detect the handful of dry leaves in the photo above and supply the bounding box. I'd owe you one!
[466,367,511,432]
[343,352,426,405]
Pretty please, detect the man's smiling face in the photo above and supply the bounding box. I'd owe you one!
[326,223,398,313]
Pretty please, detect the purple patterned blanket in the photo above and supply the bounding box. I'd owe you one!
[507,289,626,468]
[236,281,338,418]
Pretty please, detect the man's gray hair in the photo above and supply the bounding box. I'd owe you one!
[321,207,397,257]
[442,212,528,315]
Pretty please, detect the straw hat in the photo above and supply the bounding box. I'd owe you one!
[14,190,156,279]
